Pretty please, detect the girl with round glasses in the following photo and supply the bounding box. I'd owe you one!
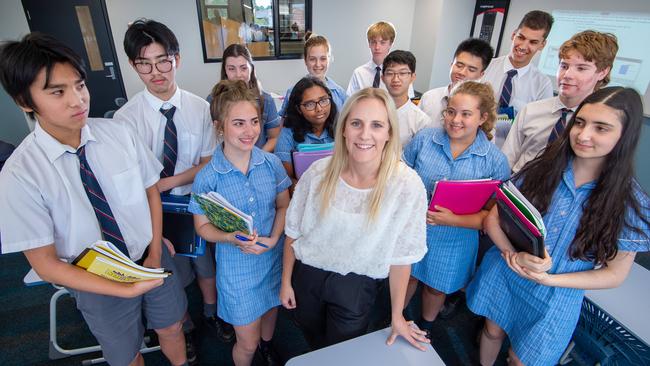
[274,76,337,188]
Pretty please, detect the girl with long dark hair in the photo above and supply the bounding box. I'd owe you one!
[466,86,650,366]
[274,76,337,186]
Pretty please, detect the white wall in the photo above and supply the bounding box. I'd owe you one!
[106,0,417,98]
[0,0,33,145]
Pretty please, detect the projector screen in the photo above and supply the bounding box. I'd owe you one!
[537,10,650,115]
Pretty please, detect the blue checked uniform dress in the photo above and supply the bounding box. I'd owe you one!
[278,77,347,117]
[189,146,291,325]
[273,127,334,168]
[403,128,510,293]
[257,91,282,149]
[466,165,650,366]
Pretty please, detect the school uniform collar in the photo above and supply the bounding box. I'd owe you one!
[34,121,96,163]
[552,96,576,114]
[365,60,381,71]
[431,127,491,159]
[209,144,265,174]
[503,56,531,77]
[561,159,597,195]
[143,85,182,112]
[306,129,331,141]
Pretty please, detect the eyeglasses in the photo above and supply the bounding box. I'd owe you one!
[134,56,175,74]
[384,71,412,80]
[300,97,331,111]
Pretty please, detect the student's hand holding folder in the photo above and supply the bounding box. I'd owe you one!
[502,248,553,285]
[427,205,458,226]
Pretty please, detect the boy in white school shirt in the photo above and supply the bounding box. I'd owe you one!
[114,19,232,359]
[419,38,494,127]
[347,21,414,98]
[482,10,554,118]
[502,30,618,173]
[0,33,189,366]
[381,50,431,146]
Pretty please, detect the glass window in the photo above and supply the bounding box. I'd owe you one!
[196,0,311,62]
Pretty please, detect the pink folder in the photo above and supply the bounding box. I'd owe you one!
[292,150,333,179]
[495,188,542,237]
[428,179,501,215]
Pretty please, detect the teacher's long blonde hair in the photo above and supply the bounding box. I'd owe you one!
[318,87,402,221]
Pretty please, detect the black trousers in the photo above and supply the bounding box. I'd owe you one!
[292,260,382,350]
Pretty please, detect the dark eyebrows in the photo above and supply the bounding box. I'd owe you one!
[44,77,84,90]
[134,54,169,62]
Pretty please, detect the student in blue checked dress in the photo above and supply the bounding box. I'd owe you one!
[274,76,337,187]
[189,80,291,366]
[402,81,510,331]
[218,44,281,153]
[467,87,650,366]
[277,33,347,118]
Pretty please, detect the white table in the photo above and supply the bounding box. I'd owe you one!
[585,262,650,344]
[285,327,445,366]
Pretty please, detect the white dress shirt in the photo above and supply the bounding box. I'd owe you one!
[114,87,216,195]
[285,158,427,279]
[0,119,162,261]
[481,55,553,115]
[418,85,449,128]
[501,96,575,173]
[347,60,415,98]
[397,100,432,146]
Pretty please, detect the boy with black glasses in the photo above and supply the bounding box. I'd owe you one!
[114,19,232,364]
[381,50,431,146]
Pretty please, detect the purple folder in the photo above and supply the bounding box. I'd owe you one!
[292,150,333,179]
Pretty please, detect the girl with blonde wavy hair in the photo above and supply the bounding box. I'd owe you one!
[280,87,430,351]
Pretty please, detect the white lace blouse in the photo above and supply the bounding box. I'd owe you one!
[285,157,428,279]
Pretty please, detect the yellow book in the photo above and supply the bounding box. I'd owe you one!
[86,257,169,283]
[73,241,171,283]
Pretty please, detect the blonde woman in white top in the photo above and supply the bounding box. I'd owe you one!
[280,87,429,350]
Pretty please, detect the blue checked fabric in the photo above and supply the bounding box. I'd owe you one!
[499,69,518,109]
[75,145,129,256]
[547,108,572,144]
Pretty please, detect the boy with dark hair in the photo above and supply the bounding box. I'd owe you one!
[419,38,494,126]
[114,19,232,359]
[0,33,188,366]
[503,30,618,173]
[381,50,431,146]
[482,10,554,118]
[347,21,414,98]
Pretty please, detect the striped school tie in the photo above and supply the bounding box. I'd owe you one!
[547,108,572,144]
[160,105,177,184]
[498,69,518,109]
[75,145,130,256]
[373,66,381,88]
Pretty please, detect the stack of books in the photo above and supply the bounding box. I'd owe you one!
[192,192,254,235]
[495,181,546,258]
[428,179,501,215]
[292,142,334,179]
[73,241,171,283]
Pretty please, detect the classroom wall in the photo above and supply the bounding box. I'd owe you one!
[106,0,418,99]
[0,0,33,145]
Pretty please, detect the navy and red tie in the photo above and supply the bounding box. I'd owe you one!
[160,106,177,194]
[75,145,130,256]
[547,108,572,144]
[498,69,518,109]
